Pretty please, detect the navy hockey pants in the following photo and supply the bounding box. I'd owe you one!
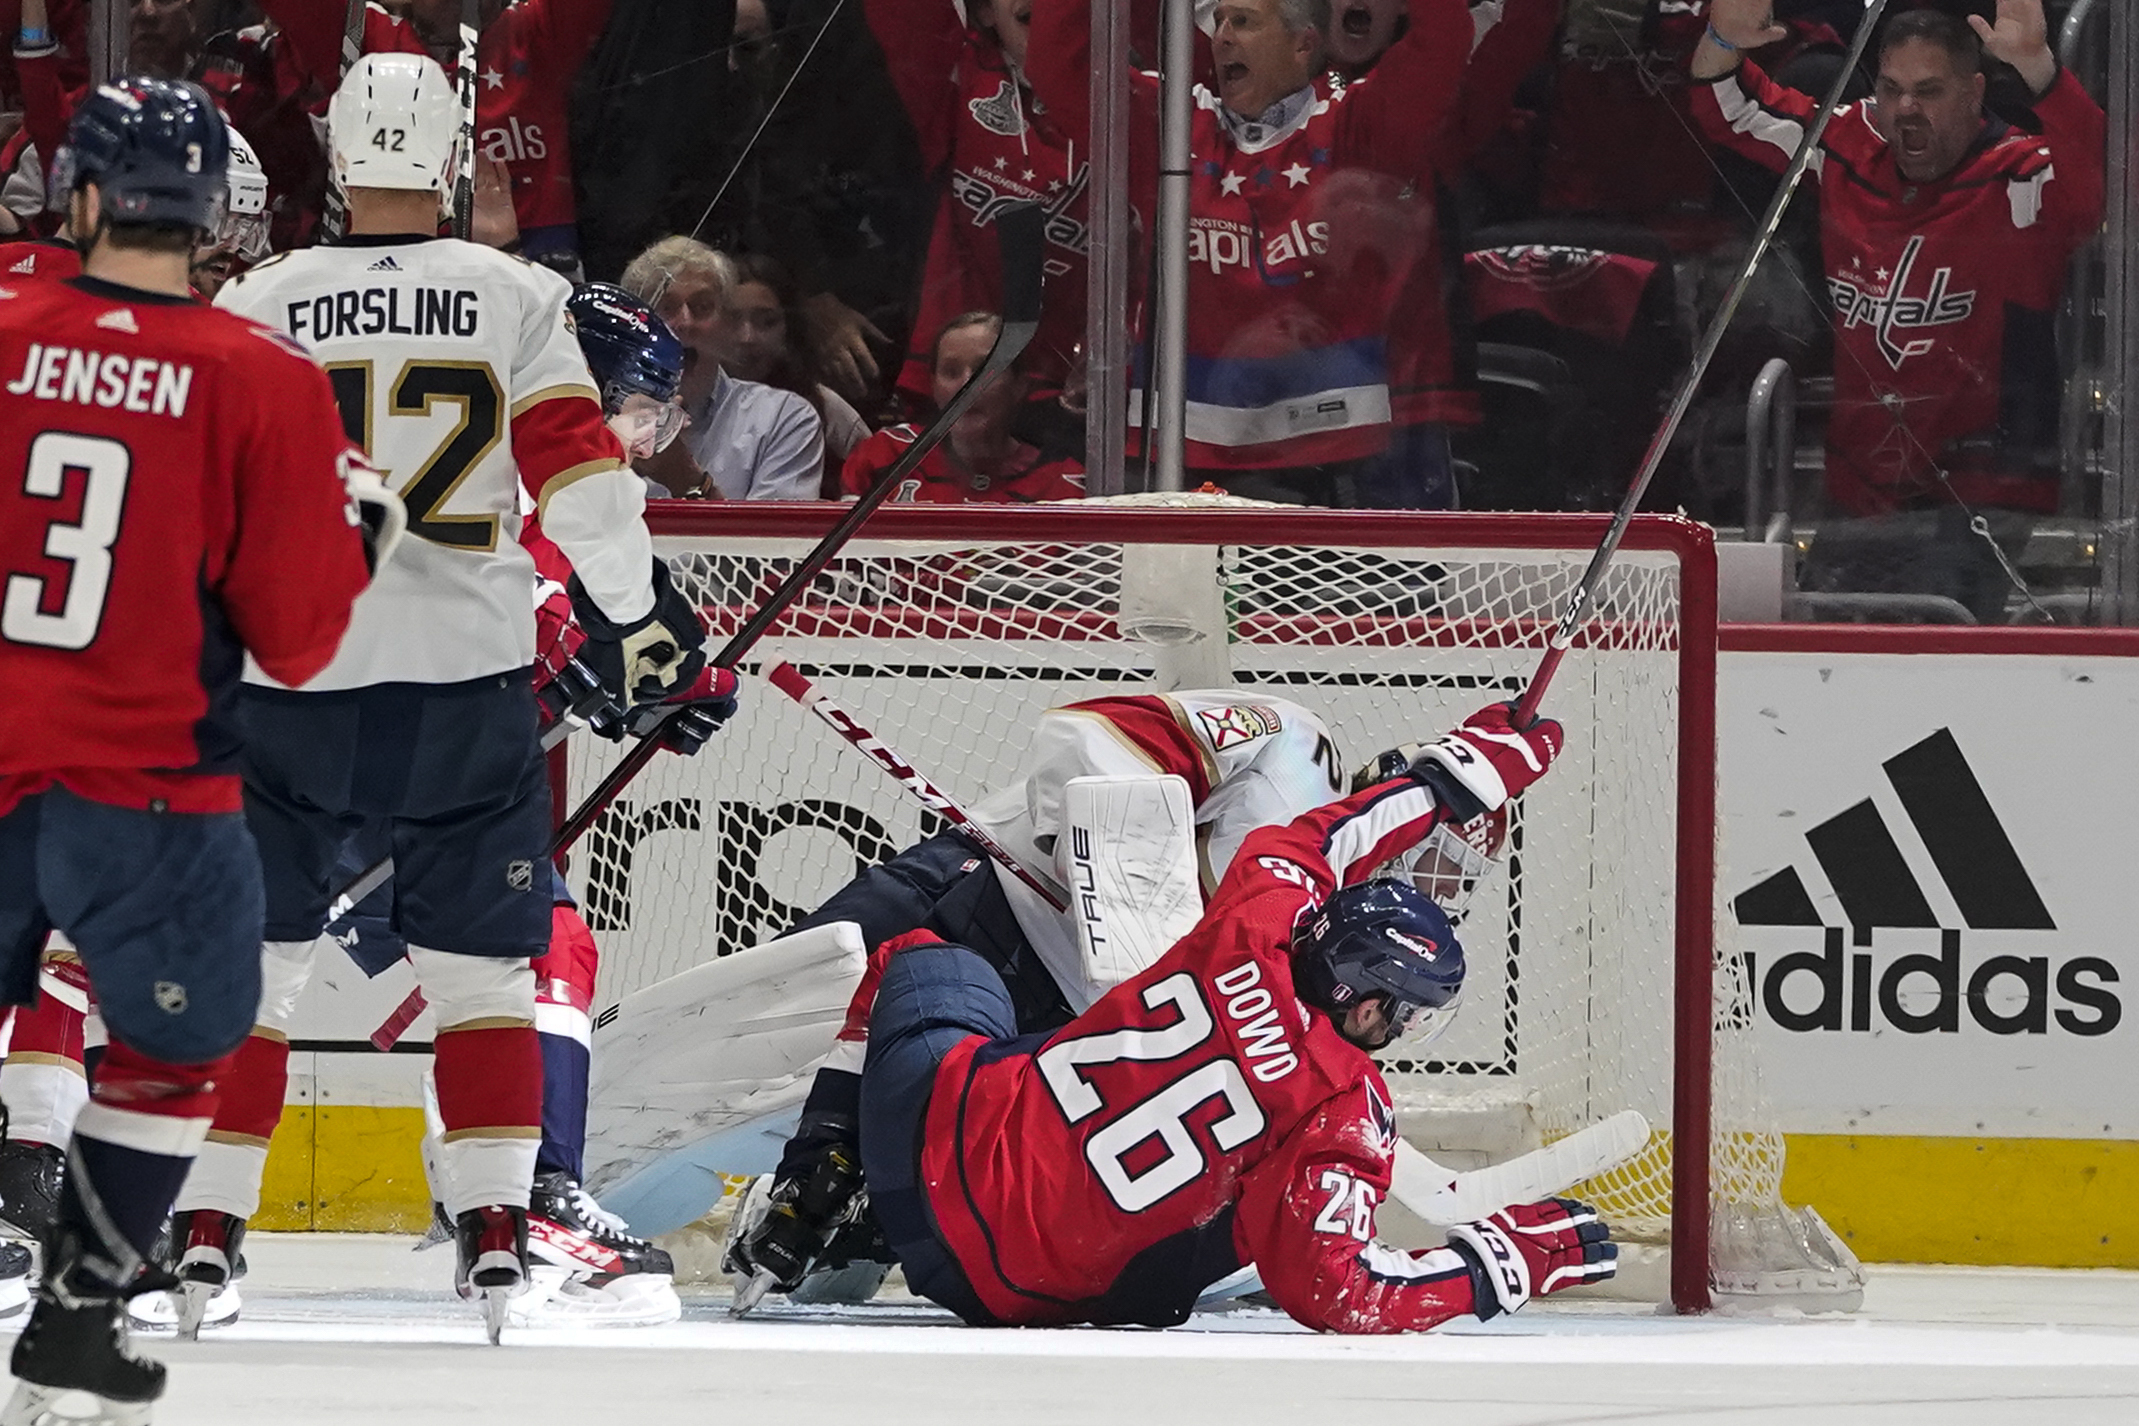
[859,943,1016,1326]
[0,787,262,1064]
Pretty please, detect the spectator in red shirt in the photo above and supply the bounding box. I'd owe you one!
[841,311,1086,503]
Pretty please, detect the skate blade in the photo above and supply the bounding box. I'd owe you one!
[173,1281,217,1342]
[730,1268,778,1319]
[0,1379,153,1426]
[480,1286,511,1345]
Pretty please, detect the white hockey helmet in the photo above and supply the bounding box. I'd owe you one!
[327,53,460,197]
[216,118,270,262]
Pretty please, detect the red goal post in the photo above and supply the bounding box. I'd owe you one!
[571,503,1734,1312]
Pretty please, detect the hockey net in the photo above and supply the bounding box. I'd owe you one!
[559,498,1858,1314]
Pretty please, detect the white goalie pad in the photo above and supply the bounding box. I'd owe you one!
[582,921,867,1237]
[1063,773,1203,998]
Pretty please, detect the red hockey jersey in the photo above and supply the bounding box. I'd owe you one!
[868,0,1089,402]
[916,776,1485,1332]
[0,277,370,816]
[263,0,612,240]
[1030,0,1470,471]
[839,424,1085,503]
[0,240,80,283]
[1691,61,2105,515]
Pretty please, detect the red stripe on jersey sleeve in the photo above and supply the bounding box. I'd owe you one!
[1061,696,1215,802]
[513,391,628,510]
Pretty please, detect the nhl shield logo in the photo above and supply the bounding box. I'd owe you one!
[506,860,534,892]
[153,982,188,1015]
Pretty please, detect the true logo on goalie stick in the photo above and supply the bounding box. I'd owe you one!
[1734,728,2118,1039]
[1197,704,1283,751]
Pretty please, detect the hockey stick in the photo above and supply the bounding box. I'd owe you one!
[547,200,1047,858]
[1511,0,1891,727]
[450,0,480,241]
[318,0,368,241]
[766,662,1069,910]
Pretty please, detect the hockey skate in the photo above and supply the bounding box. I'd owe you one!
[453,1206,529,1345]
[3,1235,165,1426]
[0,1142,63,1244]
[126,1215,242,1337]
[515,1173,680,1328]
[0,1246,30,1323]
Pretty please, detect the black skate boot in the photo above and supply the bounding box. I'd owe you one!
[0,1141,64,1243]
[3,1232,166,1426]
[521,1173,679,1326]
[453,1206,528,1345]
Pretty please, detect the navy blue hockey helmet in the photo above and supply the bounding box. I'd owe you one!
[1293,880,1466,1047]
[50,78,230,232]
[567,283,686,414]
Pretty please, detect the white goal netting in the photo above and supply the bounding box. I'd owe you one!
[560,501,1855,1311]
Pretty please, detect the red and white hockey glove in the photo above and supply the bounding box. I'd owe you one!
[616,665,741,756]
[1445,1197,1616,1321]
[1408,703,1564,819]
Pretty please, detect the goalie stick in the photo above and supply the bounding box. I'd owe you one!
[1511,0,1891,727]
[547,200,1047,858]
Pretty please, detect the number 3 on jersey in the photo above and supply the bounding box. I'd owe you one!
[3,433,130,651]
[1038,973,1267,1213]
[327,359,502,550]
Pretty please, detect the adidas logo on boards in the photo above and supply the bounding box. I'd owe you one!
[1734,728,2119,1038]
[368,254,402,271]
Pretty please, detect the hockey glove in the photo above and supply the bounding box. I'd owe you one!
[617,666,741,756]
[1445,1197,1616,1321]
[340,449,407,576]
[725,1147,868,1293]
[569,558,709,706]
[1407,703,1564,820]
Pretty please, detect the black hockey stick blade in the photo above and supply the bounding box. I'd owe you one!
[548,202,1046,856]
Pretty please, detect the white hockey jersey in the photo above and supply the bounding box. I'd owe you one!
[219,234,654,691]
[966,691,1349,1010]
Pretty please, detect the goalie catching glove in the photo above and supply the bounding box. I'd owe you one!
[1404,703,1563,820]
[568,557,708,705]
[1445,1197,1617,1320]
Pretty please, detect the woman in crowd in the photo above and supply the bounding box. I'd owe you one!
[721,252,872,497]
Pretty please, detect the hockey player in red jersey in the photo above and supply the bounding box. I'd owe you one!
[849,702,1614,1330]
[1691,0,2103,516]
[0,77,386,1419]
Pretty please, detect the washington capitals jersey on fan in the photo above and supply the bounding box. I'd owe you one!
[1692,61,2105,515]
[917,776,1485,1331]
[217,237,650,690]
[1029,0,1470,470]
[839,424,1086,504]
[0,277,369,815]
[867,2,1089,401]
[961,692,1349,1011]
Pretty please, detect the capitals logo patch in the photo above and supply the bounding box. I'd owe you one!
[1363,1078,1397,1151]
[1197,704,1283,751]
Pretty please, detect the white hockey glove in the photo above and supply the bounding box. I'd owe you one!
[340,449,406,575]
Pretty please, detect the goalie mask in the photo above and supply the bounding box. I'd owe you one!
[1351,745,1509,918]
[1292,880,1466,1051]
[327,53,460,198]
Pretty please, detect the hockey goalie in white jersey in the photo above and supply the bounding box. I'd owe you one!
[172,53,709,1341]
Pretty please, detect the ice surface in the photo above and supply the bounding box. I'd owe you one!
[61,1235,2139,1425]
